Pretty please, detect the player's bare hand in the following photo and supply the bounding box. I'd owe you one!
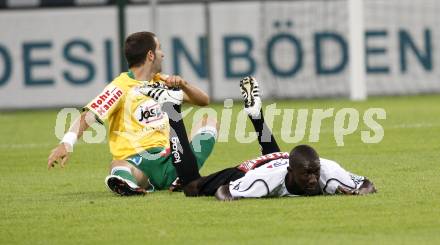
[215,185,239,201]
[357,179,377,195]
[47,143,70,169]
[335,186,359,195]
[164,75,187,88]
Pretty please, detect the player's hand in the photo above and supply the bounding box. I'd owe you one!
[164,75,187,88]
[335,186,359,195]
[47,143,70,169]
[357,179,377,195]
[215,185,240,201]
[358,187,375,195]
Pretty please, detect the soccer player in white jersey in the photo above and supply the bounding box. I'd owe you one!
[162,77,376,200]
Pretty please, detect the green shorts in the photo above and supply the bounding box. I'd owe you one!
[125,133,215,191]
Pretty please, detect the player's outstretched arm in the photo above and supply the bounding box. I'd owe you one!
[335,178,377,195]
[47,110,96,169]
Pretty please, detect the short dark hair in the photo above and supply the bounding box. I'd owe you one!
[289,145,320,168]
[124,31,157,68]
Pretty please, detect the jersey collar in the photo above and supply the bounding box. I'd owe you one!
[127,70,135,79]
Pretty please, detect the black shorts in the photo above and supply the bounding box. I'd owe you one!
[195,167,245,196]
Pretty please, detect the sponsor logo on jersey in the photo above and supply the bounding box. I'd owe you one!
[237,152,289,172]
[267,160,288,168]
[134,100,164,125]
[171,136,181,164]
[274,160,288,167]
[129,156,142,166]
[89,86,123,117]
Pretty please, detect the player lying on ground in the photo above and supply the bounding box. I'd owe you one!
[162,77,376,200]
[47,31,216,196]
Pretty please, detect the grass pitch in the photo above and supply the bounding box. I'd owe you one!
[1,95,440,245]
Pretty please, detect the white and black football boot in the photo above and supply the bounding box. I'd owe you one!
[239,76,262,117]
[138,85,183,105]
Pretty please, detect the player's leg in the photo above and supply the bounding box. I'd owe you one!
[240,76,281,154]
[162,102,201,188]
[163,101,273,197]
[125,148,173,191]
[168,114,217,192]
[105,160,148,196]
[189,114,218,169]
[184,167,245,196]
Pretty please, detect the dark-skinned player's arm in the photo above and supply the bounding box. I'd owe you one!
[357,179,377,194]
[335,179,377,195]
[215,185,242,201]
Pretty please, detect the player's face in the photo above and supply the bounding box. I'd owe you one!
[293,163,320,195]
[152,37,164,73]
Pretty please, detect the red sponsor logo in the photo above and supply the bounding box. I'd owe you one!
[90,87,123,116]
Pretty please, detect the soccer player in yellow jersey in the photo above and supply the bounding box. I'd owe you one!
[47,32,217,196]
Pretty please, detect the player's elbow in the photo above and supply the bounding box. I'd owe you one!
[198,96,210,106]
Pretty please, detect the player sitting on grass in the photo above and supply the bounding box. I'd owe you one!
[161,77,377,200]
[47,31,216,196]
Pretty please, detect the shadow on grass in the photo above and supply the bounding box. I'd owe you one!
[56,191,121,200]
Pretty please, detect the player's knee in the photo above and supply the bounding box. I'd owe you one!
[191,115,218,141]
[109,160,132,172]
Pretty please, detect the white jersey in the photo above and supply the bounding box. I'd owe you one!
[229,157,365,198]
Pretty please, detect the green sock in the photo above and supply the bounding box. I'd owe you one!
[111,166,137,185]
[190,133,216,169]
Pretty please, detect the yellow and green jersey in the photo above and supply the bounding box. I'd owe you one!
[85,72,169,160]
